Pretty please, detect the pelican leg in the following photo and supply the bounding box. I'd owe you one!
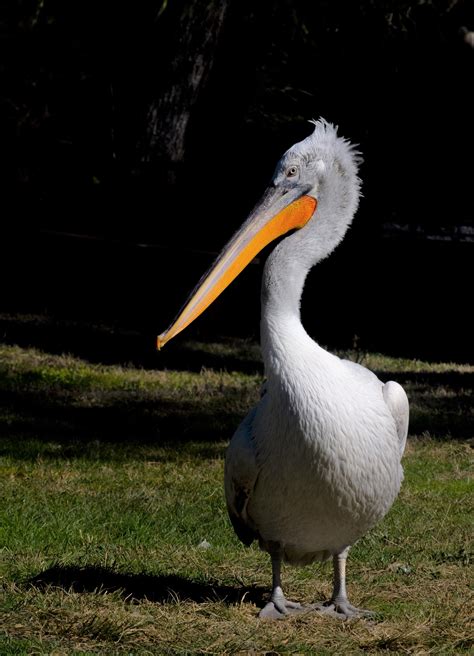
[259,549,303,619]
[313,548,374,619]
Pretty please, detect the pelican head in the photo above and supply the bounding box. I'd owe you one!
[157,119,361,349]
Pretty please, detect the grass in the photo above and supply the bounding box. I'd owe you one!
[0,337,473,654]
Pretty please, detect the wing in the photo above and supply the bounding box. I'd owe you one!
[341,357,384,391]
[342,358,408,457]
[383,380,409,458]
[224,404,260,546]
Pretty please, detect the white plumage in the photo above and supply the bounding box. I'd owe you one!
[158,119,409,619]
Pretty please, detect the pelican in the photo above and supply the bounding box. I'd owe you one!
[157,119,409,619]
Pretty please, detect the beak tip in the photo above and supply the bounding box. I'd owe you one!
[156,334,166,351]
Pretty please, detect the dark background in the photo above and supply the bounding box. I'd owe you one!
[1,0,473,364]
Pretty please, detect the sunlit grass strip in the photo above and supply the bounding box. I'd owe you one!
[0,344,261,393]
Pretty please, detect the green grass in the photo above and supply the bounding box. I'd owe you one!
[0,341,473,654]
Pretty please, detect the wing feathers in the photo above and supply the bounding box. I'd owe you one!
[224,405,260,546]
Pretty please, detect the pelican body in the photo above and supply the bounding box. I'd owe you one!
[158,120,408,618]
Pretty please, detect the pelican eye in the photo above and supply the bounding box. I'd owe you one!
[286,165,299,177]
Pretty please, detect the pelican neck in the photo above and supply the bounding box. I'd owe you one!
[259,236,320,375]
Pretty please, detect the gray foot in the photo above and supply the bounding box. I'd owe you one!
[259,591,303,620]
[311,599,375,620]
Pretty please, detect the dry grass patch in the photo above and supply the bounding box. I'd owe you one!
[1,437,472,654]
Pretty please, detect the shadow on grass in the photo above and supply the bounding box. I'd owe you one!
[0,387,250,448]
[28,565,267,607]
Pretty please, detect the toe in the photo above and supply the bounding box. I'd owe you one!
[259,599,305,619]
[336,602,375,618]
[259,601,287,620]
[310,600,374,620]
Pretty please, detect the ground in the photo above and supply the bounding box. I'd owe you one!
[0,324,472,654]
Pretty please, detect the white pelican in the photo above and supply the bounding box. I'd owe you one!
[157,119,409,619]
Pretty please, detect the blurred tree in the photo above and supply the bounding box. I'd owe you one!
[140,0,230,183]
[1,0,473,233]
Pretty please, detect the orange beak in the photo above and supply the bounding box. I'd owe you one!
[157,193,317,349]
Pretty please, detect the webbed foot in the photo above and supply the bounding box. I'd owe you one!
[311,599,375,620]
[259,588,303,620]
